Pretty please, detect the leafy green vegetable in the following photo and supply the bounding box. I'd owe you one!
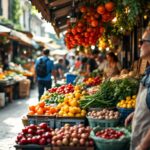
[80,78,139,109]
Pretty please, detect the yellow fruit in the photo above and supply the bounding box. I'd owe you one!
[127,104,133,109]
[82,91,86,95]
[63,113,68,117]
[75,107,81,113]
[122,104,127,108]
[59,111,64,116]
[68,112,74,117]
[57,103,62,110]
[126,96,131,101]
[117,103,121,107]
[64,97,69,104]
[132,95,136,99]
[75,113,82,117]
[81,110,86,115]
[120,100,125,104]
[69,107,76,114]
[63,106,69,113]
[74,85,81,91]
[75,92,81,99]
[69,100,78,107]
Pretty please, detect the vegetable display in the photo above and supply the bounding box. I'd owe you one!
[87,109,119,120]
[117,95,136,109]
[48,84,74,95]
[51,124,94,146]
[96,128,124,139]
[28,101,57,116]
[80,78,139,109]
[16,123,53,145]
[84,77,102,87]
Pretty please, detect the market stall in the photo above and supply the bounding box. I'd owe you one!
[13,0,150,150]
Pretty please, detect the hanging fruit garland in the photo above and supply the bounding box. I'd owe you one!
[65,1,116,50]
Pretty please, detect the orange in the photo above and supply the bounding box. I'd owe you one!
[28,111,35,115]
[50,107,57,114]
[39,101,45,107]
[29,105,35,111]
[37,108,44,115]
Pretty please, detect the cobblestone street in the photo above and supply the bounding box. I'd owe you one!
[0,89,38,150]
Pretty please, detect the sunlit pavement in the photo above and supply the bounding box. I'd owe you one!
[0,88,38,150]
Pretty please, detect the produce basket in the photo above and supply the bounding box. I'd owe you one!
[27,115,55,128]
[52,146,94,150]
[117,108,134,124]
[55,117,86,128]
[90,127,131,150]
[87,116,119,128]
[14,144,52,150]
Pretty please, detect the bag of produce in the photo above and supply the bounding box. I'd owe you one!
[90,126,131,150]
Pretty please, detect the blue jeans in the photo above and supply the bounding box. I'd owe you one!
[38,80,52,100]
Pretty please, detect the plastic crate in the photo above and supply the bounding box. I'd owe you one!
[87,116,119,128]
[55,117,86,128]
[52,146,94,150]
[90,127,130,150]
[117,108,134,124]
[14,144,52,150]
[66,74,77,84]
[27,115,55,128]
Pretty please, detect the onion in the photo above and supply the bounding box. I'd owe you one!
[69,142,74,146]
[62,138,68,146]
[51,140,56,146]
[72,138,78,145]
[52,136,57,141]
[81,133,88,139]
[71,132,78,138]
[56,140,62,146]
[80,138,85,146]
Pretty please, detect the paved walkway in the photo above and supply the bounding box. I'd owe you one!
[0,88,38,150]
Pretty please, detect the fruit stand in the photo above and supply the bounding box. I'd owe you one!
[14,0,150,150]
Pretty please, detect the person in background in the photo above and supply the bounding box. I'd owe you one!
[69,56,76,72]
[55,59,64,79]
[63,54,70,72]
[125,27,150,150]
[79,57,88,74]
[98,55,108,72]
[87,50,98,73]
[75,57,81,70]
[104,52,120,78]
[35,49,56,100]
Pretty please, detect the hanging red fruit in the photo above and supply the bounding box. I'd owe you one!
[91,20,98,27]
[105,2,115,12]
[80,6,87,13]
[97,5,106,15]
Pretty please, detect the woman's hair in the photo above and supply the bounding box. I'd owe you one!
[107,52,118,62]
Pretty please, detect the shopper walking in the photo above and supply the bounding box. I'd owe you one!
[35,49,56,100]
[125,27,150,150]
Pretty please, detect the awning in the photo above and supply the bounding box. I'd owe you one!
[50,49,68,55]
[0,25,39,48]
[0,25,11,33]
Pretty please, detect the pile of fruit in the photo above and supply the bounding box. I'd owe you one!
[65,2,115,49]
[57,91,87,117]
[117,95,136,109]
[28,101,57,116]
[48,84,74,95]
[51,124,94,147]
[16,123,53,145]
[84,77,102,87]
[87,109,119,120]
[95,128,125,139]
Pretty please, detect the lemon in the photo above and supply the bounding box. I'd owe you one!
[127,104,133,109]
[68,112,74,117]
[75,113,82,117]
[81,109,86,115]
[63,113,68,117]
[74,85,81,91]
[122,104,127,108]
[69,107,76,114]
[69,100,78,107]
[132,95,136,99]
[126,96,131,101]
[75,92,81,99]
[59,111,64,116]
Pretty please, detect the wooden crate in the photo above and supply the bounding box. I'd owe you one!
[52,146,94,150]
[14,144,52,150]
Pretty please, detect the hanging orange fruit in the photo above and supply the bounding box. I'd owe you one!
[105,2,115,12]
[97,5,106,15]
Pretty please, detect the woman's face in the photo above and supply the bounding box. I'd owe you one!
[106,55,112,62]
